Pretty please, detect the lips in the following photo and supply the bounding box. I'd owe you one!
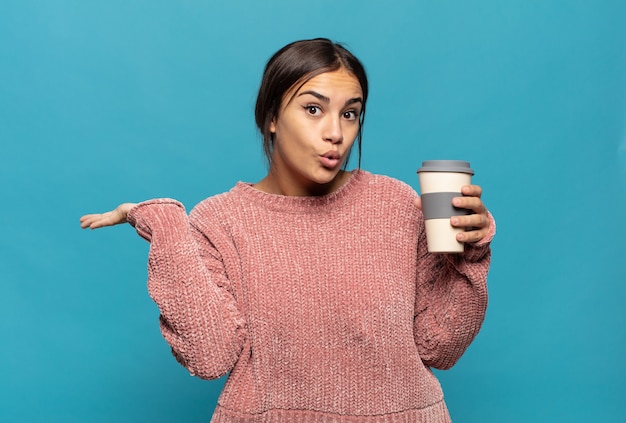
[320,151,341,168]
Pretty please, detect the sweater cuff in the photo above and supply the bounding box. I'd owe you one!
[127,198,187,241]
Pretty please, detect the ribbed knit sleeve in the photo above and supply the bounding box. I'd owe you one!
[127,199,247,379]
[413,212,495,370]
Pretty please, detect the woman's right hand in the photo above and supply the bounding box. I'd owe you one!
[80,203,137,230]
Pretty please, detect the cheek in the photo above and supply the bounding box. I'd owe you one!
[346,124,360,143]
[273,124,304,156]
[277,119,310,146]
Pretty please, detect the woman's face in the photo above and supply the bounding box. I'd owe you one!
[268,68,364,196]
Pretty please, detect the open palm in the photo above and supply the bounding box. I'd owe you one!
[80,203,137,230]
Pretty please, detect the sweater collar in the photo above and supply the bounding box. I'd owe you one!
[233,169,367,213]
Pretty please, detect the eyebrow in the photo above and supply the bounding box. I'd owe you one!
[297,90,363,107]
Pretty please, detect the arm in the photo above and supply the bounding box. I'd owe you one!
[413,185,495,370]
[126,199,247,379]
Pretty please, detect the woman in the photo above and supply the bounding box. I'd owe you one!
[81,38,494,422]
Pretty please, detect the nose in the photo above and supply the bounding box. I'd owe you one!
[322,115,343,144]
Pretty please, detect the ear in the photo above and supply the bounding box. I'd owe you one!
[269,118,276,134]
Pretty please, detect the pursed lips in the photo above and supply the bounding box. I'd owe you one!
[321,150,340,160]
[319,150,341,168]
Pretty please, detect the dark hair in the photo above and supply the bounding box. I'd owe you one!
[255,38,369,168]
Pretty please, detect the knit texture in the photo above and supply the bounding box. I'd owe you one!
[127,170,494,422]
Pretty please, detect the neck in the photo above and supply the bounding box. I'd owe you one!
[254,169,352,197]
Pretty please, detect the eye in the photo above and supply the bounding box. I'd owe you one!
[304,105,322,116]
[343,110,359,121]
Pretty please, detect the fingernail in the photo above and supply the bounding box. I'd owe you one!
[451,217,459,225]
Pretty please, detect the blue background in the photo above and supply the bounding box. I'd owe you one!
[1,1,625,422]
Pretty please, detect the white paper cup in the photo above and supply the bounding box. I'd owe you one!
[417,160,474,253]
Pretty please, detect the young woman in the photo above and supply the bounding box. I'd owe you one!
[80,38,494,422]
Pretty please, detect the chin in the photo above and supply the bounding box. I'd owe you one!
[312,169,342,185]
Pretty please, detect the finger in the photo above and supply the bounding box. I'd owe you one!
[456,227,488,243]
[80,212,115,229]
[414,197,422,210]
[80,214,101,229]
[94,212,120,228]
[88,218,108,229]
[451,213,490,229]
[461,184,482,198]
[80,214,99,224]
[452,196,486,215]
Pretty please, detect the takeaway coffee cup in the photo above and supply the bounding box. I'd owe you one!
[417,160,474,253]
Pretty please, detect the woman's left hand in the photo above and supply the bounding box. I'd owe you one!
[450,184,490,243]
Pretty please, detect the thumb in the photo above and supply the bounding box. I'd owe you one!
[414,196,422,210]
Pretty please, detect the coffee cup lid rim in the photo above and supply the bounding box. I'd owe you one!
[417,160,474,175]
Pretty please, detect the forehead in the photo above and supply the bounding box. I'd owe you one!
[289,69,363,100]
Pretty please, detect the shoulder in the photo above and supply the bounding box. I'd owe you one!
[353,170,420,222]
[189,187,244,228]
[354,171,422,233]
[357,170,418,200]
[190,191,233,216]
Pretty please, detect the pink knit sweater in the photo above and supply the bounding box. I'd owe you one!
[127,170,494,422]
